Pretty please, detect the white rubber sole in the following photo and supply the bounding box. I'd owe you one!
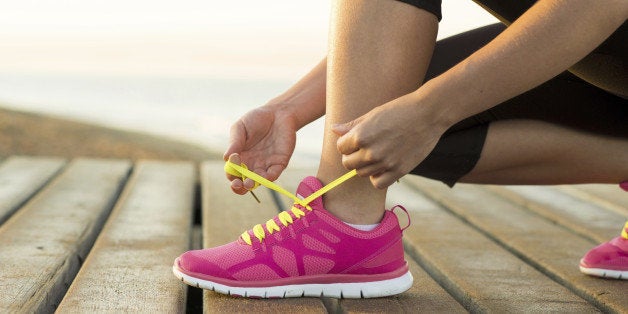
[579,266,628,280]
[173,266,414,298]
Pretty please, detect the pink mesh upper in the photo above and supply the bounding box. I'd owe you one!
[272,246,299,276]
[302,233,335,254]
[175,176,407,286]
[194,242,254,269]
[319,229,341,243]
[303,255,335,275]
[233,264,281,281]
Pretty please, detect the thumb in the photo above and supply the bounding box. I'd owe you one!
[332,118,361,136]
[227,153,242,166]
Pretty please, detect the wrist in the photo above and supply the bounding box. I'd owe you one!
[265,91,325,130]
[264,95,304,129]
[409,81,458,132]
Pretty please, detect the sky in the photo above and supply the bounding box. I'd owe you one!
[0,0,498,79]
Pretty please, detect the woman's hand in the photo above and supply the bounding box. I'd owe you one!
[333,91,450,189]
[224,106,298,195]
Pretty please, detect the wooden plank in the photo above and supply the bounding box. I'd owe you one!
[200,161,327,313]
[559,184,628,216]
[485,185,626,243]
[390,178,595,312]
[0,158,131,313]
[0,156,66,225]
[56,161,196,313]
[276,168,466,313]
[405,177,627,312]
[339,257,467,314]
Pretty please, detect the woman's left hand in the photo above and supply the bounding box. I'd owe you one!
[332,91,450,189]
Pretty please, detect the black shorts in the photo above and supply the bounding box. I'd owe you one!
[394,1,628,186]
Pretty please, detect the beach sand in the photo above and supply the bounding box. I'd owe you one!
[0,106,220,161]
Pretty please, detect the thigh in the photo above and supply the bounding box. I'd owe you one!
[429,24,628,138]
[461,73,628,138]
[411,23,628,186]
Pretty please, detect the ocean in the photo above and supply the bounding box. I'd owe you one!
[0,73,325,164]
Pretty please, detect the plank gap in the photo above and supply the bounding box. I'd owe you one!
[270,190,287,212]
[56,161,194,313]
[401,241,474,312]
[0,156,68,226]
[484,185,618,244]
[187,182,204,313]
[193,181,203,225]
[321,297,340,314]
[187,224,204,313]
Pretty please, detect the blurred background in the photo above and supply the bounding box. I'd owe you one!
[0,0,497,163]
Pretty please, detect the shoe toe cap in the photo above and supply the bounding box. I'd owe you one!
[177,250,233,279]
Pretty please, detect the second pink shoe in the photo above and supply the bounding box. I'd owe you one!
[580,221,628,280]
[173,176,413,298]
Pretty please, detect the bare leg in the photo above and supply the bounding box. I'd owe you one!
[318,0,437,224]
[461,120,628,185]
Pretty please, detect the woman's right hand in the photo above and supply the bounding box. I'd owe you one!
[223,105,298,195]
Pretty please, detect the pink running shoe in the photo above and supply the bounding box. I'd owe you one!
[579,228,628,280]
[172,176,413,298]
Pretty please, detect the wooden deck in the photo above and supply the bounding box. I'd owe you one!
[0,156,626,313]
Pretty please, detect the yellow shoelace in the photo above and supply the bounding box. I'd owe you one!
[224,161,357,245]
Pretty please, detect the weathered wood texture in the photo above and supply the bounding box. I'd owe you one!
[566,184,628,216]
[1,157,625,313]
[200,161,328,313]
[485,185,626,243]
[404,178,627,312]
[0,156,66,225]
[57,161,196,313]
[390,178,597,312]
[0,158,131,313]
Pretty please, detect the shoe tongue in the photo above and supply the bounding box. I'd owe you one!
[296,176,324,210]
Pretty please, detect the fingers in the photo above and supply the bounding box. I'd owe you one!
[341,149,369,172]
[243,178,256,190]
[266,164,284,182]
[223,121,246,161]
[354,162,387,177]
[334,118,363,155]
[226,153,255,191]
[230,178,249,195]
[225,153,242,181]
[226,153,248,195]
[231,178,264,194]
[369,172,399,190]
[331,122,351,136]
[226,152,287,195]
[343,150,399,189]
[336,134,360,156]
[226,154,256,194]
[338,137,401,190]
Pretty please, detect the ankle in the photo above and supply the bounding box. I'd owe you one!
[316,166,386,224]
[321,193,385,224]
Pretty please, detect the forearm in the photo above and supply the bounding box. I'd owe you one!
[419,0,628,126]
[265,57,327,129]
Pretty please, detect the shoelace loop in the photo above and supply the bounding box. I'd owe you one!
[224,160,357,245]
